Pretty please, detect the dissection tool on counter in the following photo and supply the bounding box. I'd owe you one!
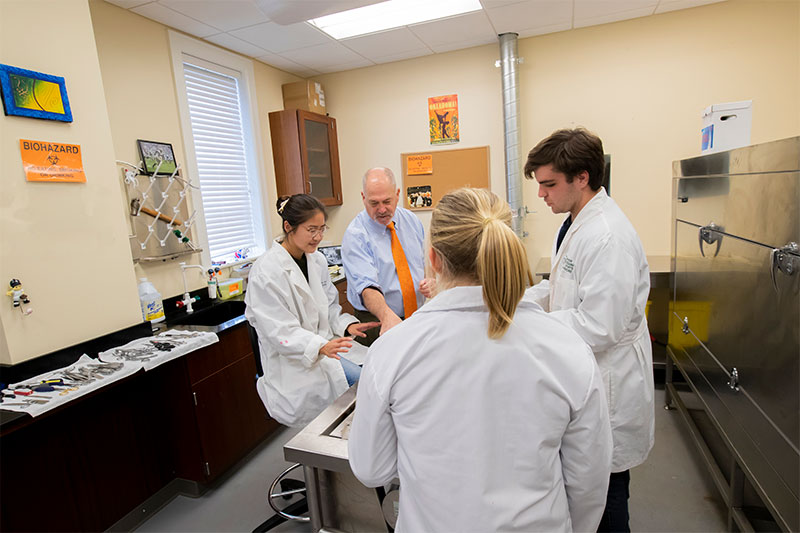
[0,355,140,418]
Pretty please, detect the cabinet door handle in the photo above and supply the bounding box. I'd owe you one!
[193,392,198,406]
[771,242,799,293]
[307,181,313,193]
[698,222,723,257]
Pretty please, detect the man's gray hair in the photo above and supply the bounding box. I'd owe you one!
[362,167,397,191]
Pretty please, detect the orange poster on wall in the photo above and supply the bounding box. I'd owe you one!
[428,94,459,145]
[407,154,433,175]
[19,139,86,183]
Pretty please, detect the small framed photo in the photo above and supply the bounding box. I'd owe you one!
[137,139,178,175]
[0,63,73,122]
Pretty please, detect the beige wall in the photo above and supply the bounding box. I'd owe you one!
[318,0,800,269]
[89,0,299,300]
[0,0,141,364]
[319,44,506,248]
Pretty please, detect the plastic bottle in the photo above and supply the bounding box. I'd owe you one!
[138,278,165,324]
[207,276,218,299]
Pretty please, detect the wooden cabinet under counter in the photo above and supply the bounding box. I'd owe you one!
[0,321,281,532]
[185,324,279,482]
[334,276,354,315]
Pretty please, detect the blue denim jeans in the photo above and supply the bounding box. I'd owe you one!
[339,356,362,387]
[597,470,630,532]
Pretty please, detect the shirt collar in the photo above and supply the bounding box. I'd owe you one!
[416,284,545,315]
[572,186,608,226]
[362,209,398,233]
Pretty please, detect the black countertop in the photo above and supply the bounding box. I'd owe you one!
[0,289,247,429]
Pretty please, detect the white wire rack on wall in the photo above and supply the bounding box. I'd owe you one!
[118,159,202,262]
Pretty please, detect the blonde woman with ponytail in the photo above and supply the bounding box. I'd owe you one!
[349,188,613,533]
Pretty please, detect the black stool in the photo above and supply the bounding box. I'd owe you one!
[248,323,310,532]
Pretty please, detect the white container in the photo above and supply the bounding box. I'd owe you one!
[138,277,165,323]
[701,100,752,153]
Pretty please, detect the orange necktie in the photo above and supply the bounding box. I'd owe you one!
[389,221,417,318]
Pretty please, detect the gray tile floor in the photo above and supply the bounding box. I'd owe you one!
[135,387,727,532]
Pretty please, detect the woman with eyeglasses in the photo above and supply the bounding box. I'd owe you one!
[245,194,379,427]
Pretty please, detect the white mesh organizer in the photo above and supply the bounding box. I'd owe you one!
[118,159,202,262]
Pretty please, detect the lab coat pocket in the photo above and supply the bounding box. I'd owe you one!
[551,277,577,311]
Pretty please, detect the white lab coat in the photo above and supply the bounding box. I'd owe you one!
[349,286,612,533]
[529,188,655,472]
[244,241,361,428]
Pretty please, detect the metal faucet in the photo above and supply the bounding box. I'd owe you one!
[179,262,205,313]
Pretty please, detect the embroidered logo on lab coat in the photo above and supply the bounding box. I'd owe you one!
[562,256,575,274]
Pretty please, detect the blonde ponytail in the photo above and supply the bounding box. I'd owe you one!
[430,188,533,339]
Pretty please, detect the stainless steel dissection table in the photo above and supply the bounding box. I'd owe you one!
[284,385,396,532]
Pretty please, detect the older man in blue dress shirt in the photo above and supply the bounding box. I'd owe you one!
[342,167,434,346]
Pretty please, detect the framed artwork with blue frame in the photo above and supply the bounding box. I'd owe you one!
[0,64,73,122]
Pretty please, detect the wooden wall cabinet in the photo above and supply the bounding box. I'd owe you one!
[269,109,342,206]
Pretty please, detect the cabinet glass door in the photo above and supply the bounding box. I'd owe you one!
[303,118,334,200]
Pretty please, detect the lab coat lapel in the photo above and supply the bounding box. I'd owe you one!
[306,253,329,311]
[273,242,315,303]
[549,188,607,277]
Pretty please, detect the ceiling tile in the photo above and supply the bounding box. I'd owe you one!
[204,33,268,57]
[104,0,153,8]
[131,2,218,37]
[654,0,726,14]
[574,6,657,27]
[517,21,572,37]
[255,51,320,76]
[485,0,572,35]
[340,28,430,61]
[371,48,435,65]
[231,21,332,53]
[253,0,382,25]
[314,58,374,74]
[427,35,498,54]
[480,0,529,7]
[157,0,270,31]
[410,12,498,49]
[574,0,658,27]
[280,42,370,70]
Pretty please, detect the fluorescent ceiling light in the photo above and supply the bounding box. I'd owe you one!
[309,0,483,40]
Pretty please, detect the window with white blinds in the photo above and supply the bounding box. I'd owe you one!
[182,61,261,262]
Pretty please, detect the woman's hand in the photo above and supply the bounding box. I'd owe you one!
[319,337,353,359]
[346,321,381,338]
[419,277,437,298]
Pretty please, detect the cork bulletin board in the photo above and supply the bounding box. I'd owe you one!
[401,146,490,211]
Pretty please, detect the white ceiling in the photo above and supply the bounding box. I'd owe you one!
[104,0,725,78]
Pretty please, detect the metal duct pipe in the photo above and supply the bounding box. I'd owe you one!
[498,32,527,237]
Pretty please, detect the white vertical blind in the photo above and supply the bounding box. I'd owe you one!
[183,62,257,261]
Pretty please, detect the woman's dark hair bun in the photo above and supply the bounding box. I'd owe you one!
[276,195,291,214]
[277,194,326,235]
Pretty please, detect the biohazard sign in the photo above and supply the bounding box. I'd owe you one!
[19,139,86,183]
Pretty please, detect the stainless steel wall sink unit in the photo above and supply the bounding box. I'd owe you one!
[283,386,396,532]
[665,136,799,532]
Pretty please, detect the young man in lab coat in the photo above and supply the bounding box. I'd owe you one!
[525,128,655,532]
[341,167,434,346]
